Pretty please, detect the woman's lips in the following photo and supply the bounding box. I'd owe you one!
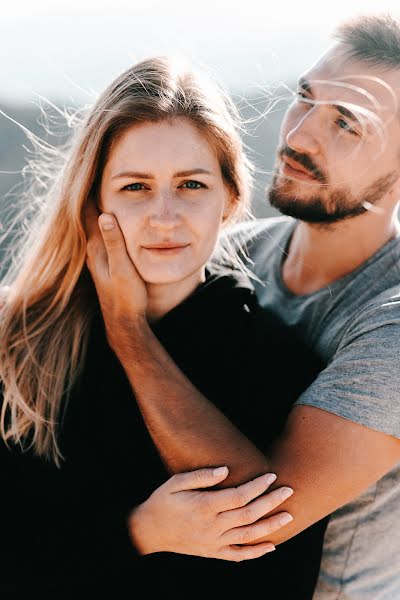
[142,243,190,255]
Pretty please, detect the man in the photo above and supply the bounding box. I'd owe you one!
[87,14,400,599]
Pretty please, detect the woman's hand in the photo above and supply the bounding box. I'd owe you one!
[128,467,293,561]
[84,202,148,351]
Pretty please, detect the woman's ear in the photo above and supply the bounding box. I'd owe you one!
[222,188,237,223]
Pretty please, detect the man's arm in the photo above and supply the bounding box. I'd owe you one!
[115,319,400,546]
[85,208,400,547]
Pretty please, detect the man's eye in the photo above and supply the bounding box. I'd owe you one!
[180,180,204,190]
[296,91,309,102]
[336,118,357,135]
[123,183,146,191]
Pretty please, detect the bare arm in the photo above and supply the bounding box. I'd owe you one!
[118,318,271,485]
[85,208,400,548]
[114,320,400,546]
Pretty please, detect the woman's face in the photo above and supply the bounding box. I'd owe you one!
[99,118,233,287]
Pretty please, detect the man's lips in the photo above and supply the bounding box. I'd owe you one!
[281,156,318,181]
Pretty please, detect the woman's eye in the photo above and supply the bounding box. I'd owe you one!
[123,182,146,191]
[336,118,357,136]
[180,180,204,190]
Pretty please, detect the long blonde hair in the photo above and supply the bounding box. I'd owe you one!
[0,56,253,465]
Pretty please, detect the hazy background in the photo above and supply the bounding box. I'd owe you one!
[1,0,399,223]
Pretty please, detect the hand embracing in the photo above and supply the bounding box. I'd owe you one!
[128,467,294,561]
[84,202,148,352]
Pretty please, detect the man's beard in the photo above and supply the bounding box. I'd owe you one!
[268,170,398,225]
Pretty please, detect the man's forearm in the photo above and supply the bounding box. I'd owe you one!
[109,318,400,548]
[113,318,270,487]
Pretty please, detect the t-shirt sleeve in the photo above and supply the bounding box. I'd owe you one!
[294,301,400,438]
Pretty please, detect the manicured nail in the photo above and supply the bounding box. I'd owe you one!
[279,487,293,500]
[265,473,277,485]
[279,513,293,526]
[265,545,276,553]
[100,216,114,230]
[213,466,229,477]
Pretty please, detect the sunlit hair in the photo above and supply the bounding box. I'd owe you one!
[335,13,400,69]
[0,56,254,465]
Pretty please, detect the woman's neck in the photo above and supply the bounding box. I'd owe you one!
[146,268,206,323]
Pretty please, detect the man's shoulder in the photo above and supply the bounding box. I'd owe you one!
[345,284,400,337]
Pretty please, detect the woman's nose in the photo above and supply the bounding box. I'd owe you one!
[148,192,182,229]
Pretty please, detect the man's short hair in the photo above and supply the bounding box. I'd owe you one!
[335,14,400,69]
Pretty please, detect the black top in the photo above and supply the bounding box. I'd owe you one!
[1,266,328,599]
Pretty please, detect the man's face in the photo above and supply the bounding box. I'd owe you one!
[269,43,400,224]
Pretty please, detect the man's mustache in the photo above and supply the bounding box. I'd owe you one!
[278,147,327,183]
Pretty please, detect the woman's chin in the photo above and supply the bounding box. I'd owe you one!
[139,266,204,288]
[140,270,192,287]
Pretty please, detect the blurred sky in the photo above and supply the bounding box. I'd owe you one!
[1,0,399,103]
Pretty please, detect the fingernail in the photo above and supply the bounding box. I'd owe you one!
[279,513,293,526]
[100,216,114,230]
[213,466,229,477]
[265,545,276,553]
[265,473,277,485]
[279,487,293,500]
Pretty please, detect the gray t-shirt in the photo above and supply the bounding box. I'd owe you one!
[228,216,400,600]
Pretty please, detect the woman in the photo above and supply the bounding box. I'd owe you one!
[0,57,327,598]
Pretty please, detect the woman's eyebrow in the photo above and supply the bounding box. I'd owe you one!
[174,169,214,177]
[112,171,153,180]
[112,168,215,180]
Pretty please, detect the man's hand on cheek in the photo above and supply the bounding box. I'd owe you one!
[84,202,149,353]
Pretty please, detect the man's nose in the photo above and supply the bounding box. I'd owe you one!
[285,108,320,156]
[149,192,182,229]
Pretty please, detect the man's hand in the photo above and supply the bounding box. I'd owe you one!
[84,202,148,351]
[128,467,294,561]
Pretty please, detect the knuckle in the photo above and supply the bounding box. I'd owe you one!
[239,528,254,545]
[232,492,247,509]
[104,237,120,248]
[193,469,209,485]
[239,507,254,525]
[258,520,273,537]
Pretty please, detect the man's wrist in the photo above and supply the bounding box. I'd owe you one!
[107,314,151,357]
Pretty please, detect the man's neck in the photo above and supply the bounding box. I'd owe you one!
[282,210,400,295]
